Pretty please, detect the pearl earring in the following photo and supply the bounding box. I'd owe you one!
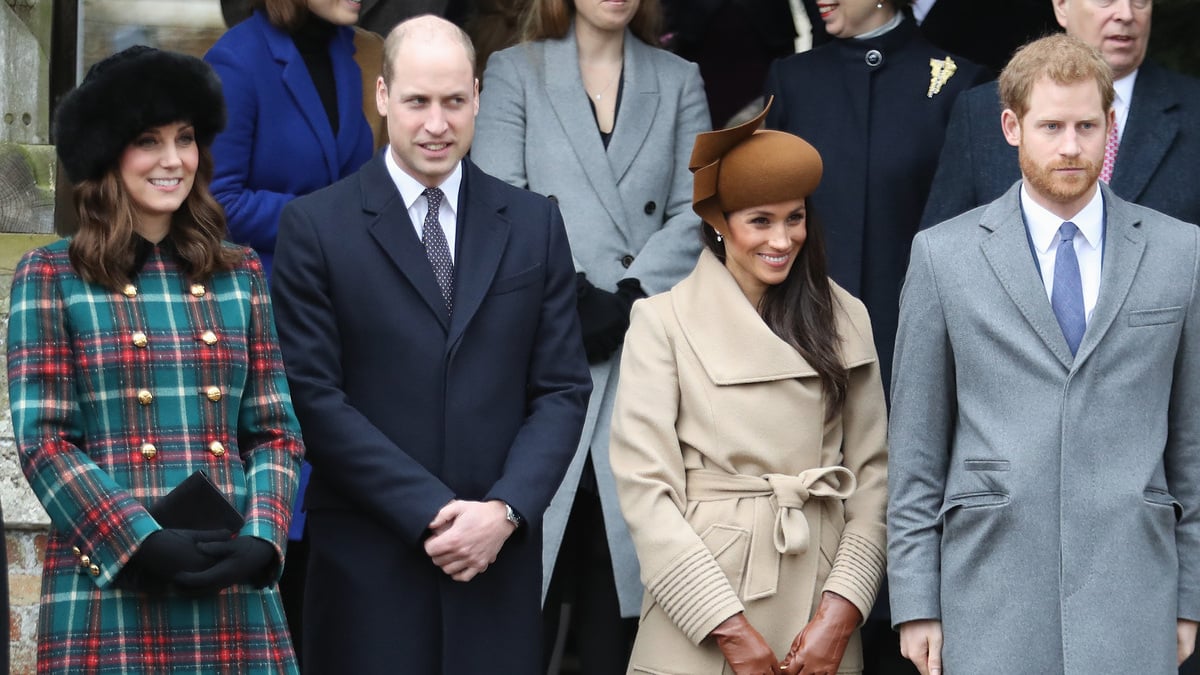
[876,1,883,7]
[716,233,723,243]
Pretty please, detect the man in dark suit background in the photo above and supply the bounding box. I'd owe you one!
[921,0,1200,229]
[270,15,591,674]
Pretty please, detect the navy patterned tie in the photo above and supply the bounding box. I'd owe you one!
[421,187,454,313]
[1051,221,1085,355]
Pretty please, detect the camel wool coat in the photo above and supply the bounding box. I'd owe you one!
[610,250,888,674]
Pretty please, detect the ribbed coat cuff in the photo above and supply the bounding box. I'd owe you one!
[822,530,886,622]
[646,542,745,644]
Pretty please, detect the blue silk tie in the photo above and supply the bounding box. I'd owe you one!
[1051,221,1085,355]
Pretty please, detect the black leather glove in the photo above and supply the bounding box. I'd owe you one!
[576,274,645,364]
[116,528,232,592]
[174,536,278,591]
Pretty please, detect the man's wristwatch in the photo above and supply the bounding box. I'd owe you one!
[504,502,523,529]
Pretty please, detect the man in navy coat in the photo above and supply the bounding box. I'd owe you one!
[270,16,591,674]
[921,0,1200,229]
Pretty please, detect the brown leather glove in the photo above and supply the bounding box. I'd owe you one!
[710,612,783,675]
[779,592,862,675]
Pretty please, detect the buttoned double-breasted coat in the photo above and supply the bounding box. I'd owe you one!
[888,182,1200,673]
[610,251,888,674]
[472,27,710,617]
[7,240,303,673]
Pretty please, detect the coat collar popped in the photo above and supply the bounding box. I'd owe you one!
[670,249,876,385]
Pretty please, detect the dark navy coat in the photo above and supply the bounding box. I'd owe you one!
[765,17,985,386]
[270,155,591,674]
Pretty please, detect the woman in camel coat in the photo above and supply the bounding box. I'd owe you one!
[610,104,888,674]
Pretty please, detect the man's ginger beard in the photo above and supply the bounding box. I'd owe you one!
[1018,132,1103,206]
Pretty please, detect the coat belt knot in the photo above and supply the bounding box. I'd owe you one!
[685,466,857,599]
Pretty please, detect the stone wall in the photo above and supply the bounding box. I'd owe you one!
[1,232,55,674]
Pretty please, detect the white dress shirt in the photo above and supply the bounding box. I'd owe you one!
[1021,183,1105,324]
[912,0,937,24]
[384,150,463,264]
[1113,70,1137,143]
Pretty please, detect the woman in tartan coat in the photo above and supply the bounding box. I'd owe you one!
[7,47,303,673]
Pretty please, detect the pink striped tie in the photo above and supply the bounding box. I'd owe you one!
[1100,117,1119,183]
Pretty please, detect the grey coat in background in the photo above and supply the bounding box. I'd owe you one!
[888,181,1200,673]
[472,27,710,617]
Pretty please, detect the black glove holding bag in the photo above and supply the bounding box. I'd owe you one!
[116,528,232,592]
[174,536,278,591]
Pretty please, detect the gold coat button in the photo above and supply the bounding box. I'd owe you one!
[79,555,91,567]
[122,284,137,298]
[89,564,100,577]
[132,332,148,348]
[137,389,153,405]
[71,546,81,557]
[205,386,222,402]
[140,443,157,459]
[201,330,218,345]
[190,283,206,297]
[209,441,226,457]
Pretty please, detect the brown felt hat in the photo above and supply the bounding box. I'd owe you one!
[689,97,823,234]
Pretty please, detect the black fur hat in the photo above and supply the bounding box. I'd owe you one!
[54,46,226,183]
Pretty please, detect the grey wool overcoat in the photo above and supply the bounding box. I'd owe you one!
[888,181,1200,673]
[472,26,711,617]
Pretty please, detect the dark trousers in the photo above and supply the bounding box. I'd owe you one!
[543,467,637,675]
[861,617,915,675]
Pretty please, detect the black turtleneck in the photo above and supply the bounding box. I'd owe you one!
[292,14,339,136]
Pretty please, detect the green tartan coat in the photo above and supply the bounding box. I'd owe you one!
[7,238,303,673]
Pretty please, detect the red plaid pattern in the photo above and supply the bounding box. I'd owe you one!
[8,240,303,673]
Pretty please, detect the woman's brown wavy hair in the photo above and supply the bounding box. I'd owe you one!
[68,145,240,291]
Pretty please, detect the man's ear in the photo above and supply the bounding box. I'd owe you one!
[1001,109,1022,148]
[376,76,388,117]
[1052,0,1070,30]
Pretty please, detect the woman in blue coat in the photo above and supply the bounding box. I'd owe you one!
[203,0,375,659]
[205,0,374,278]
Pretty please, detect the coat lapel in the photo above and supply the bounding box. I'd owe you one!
[362,154,451,331]
[543,31,631,239]
[979,183,1076,369]
[1072,184,1145,368]
[672,251,877,384]
[605,34,658,185]
[447,161,509,349]
[263,17,339,181]
[674,252,815,384]
[1111,61,1179,204]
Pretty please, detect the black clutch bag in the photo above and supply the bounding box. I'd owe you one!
[150,470,245,531]
[115,472,245,593]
